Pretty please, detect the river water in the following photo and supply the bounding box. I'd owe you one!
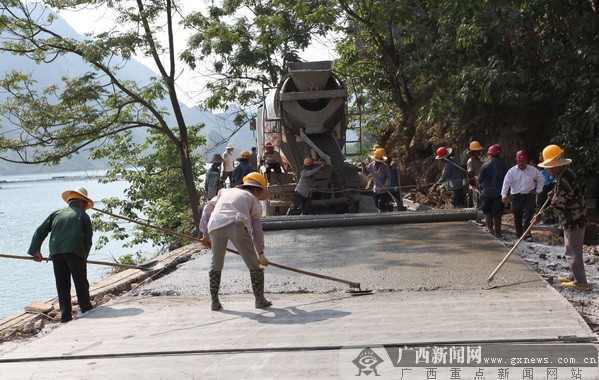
[0,171,161,319]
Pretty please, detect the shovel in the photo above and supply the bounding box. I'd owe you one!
[0,253,164,272]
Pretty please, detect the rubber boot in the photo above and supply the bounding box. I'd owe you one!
[493,217,503,238]
[484,215,494,235]
[209,271,222,311]
[250,269,272,309]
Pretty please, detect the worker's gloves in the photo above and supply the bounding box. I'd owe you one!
[200,235,211,249]
[258,252,269,266]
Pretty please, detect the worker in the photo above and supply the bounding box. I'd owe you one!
[261,141,282,185]
[205,154,224,200]
[532,144,588,291]
[478,144,509,237]
[466,141,484,208]
[249,147,258,172]
[363,148,391,212]
[28,187,94,323]
[199,172,271,310]
[220,144,235,187]
[289,157,328,215]
[432,147,465,208]
[501,150,544,241]
[385,156,405,211]
[536,151,555,224]
[231,150,254,187]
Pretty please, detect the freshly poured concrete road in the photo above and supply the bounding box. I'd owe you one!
[0,221,596,379]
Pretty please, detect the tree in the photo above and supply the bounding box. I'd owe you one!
[334,0,447,162]
[424,0,599,174]
[334,0,599,183]
[91,125,205,250]
[0,0,206,246]
[181,0,337,117]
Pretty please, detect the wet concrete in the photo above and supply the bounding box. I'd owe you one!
[136,221,539,296]
[0,220,596,378]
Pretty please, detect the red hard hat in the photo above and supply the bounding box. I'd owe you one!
[487,144,501,156]
[516,150,528,161]
[264,141,273,147]
[435,147,451,160]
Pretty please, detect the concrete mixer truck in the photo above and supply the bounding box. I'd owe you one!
[252,61,363,216]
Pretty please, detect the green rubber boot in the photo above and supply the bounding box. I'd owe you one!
[250,269,272,309]
[209,271,222,311]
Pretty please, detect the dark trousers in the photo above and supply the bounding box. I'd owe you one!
[374,192,391,212]
[290,192,311,215]
[220,171,233,187]
[452,188,465,208]
[510,193,536,237]
[481,195,505,217]
[52,253,93,322]
[264,162,282,185]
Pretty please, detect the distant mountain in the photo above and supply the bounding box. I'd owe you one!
[0,10,255,176]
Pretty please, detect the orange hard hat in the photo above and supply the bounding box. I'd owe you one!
[469,141,483,151]
[303,157,314,166]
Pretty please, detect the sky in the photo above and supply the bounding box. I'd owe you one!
[56,2,339,108]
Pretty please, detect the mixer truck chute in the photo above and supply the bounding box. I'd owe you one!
[254,61,363,216]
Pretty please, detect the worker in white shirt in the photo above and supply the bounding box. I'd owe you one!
[199,173,271,311]
[501,150,544,240]
[220,144,235,187]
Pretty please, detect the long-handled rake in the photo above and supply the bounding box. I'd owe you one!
[486,197,552,285]
[0,253,163,272]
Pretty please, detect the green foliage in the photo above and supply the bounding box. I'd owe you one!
[0,0,207,248]
[333,0,599,180]
[426,0,599,177]
[90,124,206,250]
[334,0,449,155]
[117,252,144,266]
[182,0,337,115]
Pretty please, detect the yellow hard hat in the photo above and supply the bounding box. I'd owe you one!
[303,157,314,166]
[540,144,564,163]
[241,172,269,200]
[469,141,483,151]
[242,172,267,189]
[238,150,251,160]
[538,144,572,168]
[373,148,386,160]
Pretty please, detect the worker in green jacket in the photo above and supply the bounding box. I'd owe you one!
[28,187,94,323]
